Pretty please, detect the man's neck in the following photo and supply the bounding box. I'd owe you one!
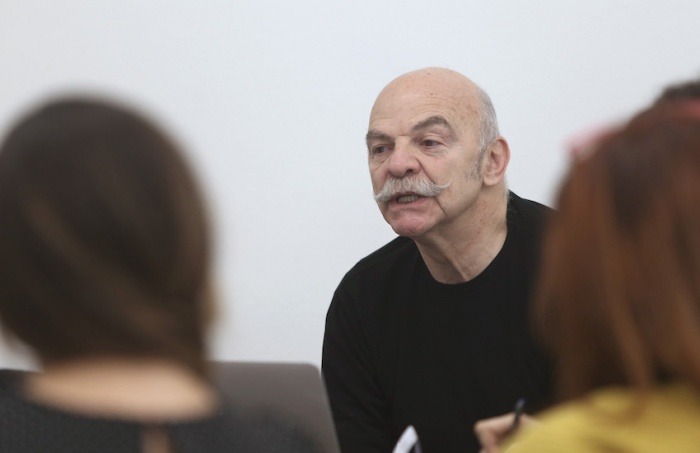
[415,190,509,284]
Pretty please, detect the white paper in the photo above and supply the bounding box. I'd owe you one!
[393,425,420,453]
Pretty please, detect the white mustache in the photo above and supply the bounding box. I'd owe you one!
[374,177,450,203]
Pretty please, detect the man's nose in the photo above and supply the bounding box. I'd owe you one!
[387,140,420,178]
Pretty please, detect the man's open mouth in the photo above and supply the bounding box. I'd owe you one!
[394,193,422,203]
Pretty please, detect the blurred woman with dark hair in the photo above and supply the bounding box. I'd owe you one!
[0,97,314,452]
[477,101,700,452]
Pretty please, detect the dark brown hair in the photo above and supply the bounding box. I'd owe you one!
[535,103,700,401]
[0,97,211,375]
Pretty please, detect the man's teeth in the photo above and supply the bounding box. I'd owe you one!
[397,195,420,203]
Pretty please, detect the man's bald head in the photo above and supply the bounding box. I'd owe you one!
[370,67,500,157]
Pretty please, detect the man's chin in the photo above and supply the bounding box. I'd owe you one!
[389,222,432,239]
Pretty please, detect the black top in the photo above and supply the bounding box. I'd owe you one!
[322,192,553,453]
[0,370,316,452]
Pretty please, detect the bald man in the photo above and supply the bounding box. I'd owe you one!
[322,68,552,453]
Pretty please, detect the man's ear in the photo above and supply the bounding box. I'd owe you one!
[482,137,510,186]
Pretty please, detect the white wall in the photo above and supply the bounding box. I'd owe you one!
[1,0,699,368]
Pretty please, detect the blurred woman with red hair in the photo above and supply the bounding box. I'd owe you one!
[478,100,700,452]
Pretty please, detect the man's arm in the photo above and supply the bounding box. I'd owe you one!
[322,282,394,453]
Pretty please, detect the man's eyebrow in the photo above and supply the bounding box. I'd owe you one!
[411,116,456,135]
[365,129,393,146]
[365,116,455,147]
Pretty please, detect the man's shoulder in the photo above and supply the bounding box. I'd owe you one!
[344,236,417,280]
[509,192,553,216]
[329,236,418,321]
[508,192,553,233]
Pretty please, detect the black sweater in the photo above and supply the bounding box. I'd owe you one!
[322,193,553,453]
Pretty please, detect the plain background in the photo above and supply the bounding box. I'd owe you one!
[1,0,699,369]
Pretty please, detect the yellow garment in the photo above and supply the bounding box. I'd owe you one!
[506,384,700,452]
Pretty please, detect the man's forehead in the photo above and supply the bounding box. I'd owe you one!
[370,81,478,129]
[368,95,475,136]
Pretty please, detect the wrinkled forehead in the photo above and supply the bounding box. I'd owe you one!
[369,75,481,132]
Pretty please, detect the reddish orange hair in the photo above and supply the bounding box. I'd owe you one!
[535,102,700,401]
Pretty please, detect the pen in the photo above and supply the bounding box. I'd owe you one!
[508,398,526,435]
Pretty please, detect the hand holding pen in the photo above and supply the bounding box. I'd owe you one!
[507,398,526,436]
[474,399,538,453]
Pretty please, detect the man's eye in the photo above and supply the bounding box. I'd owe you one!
[423,139,440,147]
[371,145,389,155]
